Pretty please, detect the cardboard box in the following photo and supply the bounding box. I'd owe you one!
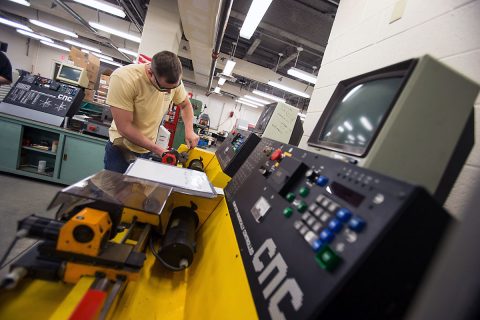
[100,75,110,86]
[84,89,95,102]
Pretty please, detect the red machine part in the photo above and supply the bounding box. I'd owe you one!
[69,289,107,320]
[162,152,177,165]
[270,149,283,161]
[163,104,182,149]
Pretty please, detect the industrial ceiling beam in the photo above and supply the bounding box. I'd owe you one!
[246,38,261,56]
[116,0,143,33]
[54,0,133,63]
[277,51,299,69]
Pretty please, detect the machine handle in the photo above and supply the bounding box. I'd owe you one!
[63,154,68,161]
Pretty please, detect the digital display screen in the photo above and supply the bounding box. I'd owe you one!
[329,181,365,207]
[319,77,403,154]
[58,65,81,82]
[254,103,276,134]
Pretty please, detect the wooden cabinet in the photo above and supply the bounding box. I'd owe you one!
[0,114,107,185]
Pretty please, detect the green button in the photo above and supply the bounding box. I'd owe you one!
[315,246,341,272]
[286,192,296,202]
[283,207,293,217]
[299,186,310,197]
[296,201,308,213]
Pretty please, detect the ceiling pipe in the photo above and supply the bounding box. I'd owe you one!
[116,0,143,33]
[126,0,145,24]
[206,0,233,94]
[54,0,133,63]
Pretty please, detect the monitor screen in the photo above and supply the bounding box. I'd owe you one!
[253,103,276,134]
[58,65,82,82]
[314,77,404,156]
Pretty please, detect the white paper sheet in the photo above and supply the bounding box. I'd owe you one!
[125,158,217,198]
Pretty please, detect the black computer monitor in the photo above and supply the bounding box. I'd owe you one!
[308,59,415,157]
[307,55,478,203]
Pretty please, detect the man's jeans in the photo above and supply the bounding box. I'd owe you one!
[104,141,152,173]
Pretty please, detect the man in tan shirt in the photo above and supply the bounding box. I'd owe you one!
[105,51,199,173]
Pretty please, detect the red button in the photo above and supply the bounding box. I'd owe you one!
[270,149,283,161]
[87,125,97,131]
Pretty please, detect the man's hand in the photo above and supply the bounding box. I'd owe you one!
[151,144,167,157]
[185,129,199,149]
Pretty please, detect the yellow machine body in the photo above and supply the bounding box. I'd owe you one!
[56,208,112,257]
[0,147,258,320]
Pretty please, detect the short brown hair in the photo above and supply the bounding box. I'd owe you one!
[151,51,182,84]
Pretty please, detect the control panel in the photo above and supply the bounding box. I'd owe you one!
[2,74,84,121]
[215,129,260,177]
[225,138,451,320]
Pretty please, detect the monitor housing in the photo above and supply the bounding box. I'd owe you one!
[308,55,479,203]
[254,102,304,146]
[56,64,89,88]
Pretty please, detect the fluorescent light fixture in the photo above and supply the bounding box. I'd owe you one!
[337,126,344,133]
[244,95,270,104]
[268,81,310,98]
[40,40,69,52]
[343,121,353,131]
[81,49,113,61]
[287,67,317,84]
[99,58,123,67]
[360,116,373,131]
[65,39,101,53]
[8,0,30,6]
[118,48,138,57]
[252,89,286,103]
[73,0,125,18]
[342,84,363,102]
[214,87,221,94]
[218,77,226,85]
[89,22,141,43]
[16,29,53,43]
[236,100,258,108]
[0,17,32,32]
[238,98,264,107]
[357,134,366,142]
[29,19,78,38]
[240,0,273,39]
[223,59,236,76]
[347,134,355,141]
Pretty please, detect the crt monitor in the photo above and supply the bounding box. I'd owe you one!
[307,55,479,203]
[253,102,276,134]
[253,101,304,146]
[56,64,89,88]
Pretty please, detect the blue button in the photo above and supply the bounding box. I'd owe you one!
[348,216,366,232]
[316,175,329,187]
[311,239,324,253]
[319,229,335,243]
[328,218,343,233]
[336,208,352,222]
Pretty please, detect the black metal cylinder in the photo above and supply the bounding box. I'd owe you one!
[17,215,63,241]
[158,206,199,270]
[188,158,204,172]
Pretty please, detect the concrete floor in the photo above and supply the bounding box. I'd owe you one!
[0,173,62,276]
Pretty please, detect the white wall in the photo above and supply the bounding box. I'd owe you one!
[301,0,480,218]
[184,84,263,132]
[1,24,70,78]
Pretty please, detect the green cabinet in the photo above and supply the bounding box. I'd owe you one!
[0,114,107,185]
[0,121,22,170]
[59,136,105,185]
